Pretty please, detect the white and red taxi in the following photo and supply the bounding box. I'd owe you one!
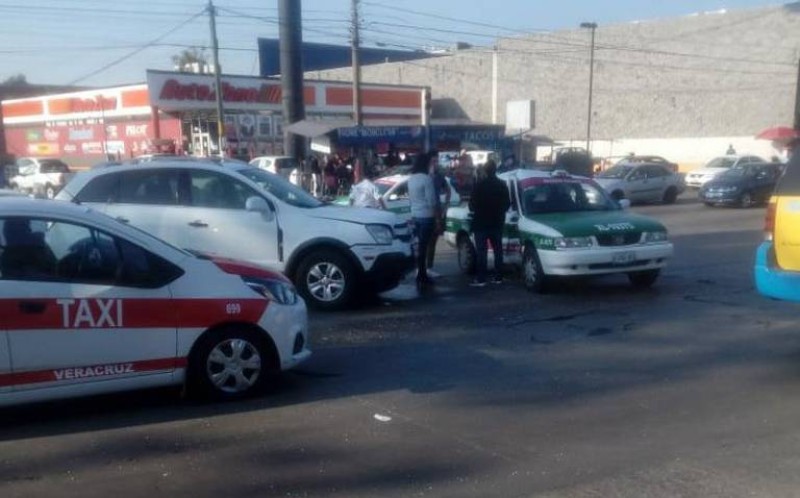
[0,198,310,406]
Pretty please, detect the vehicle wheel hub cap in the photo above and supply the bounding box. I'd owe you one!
[525,257,537,284]
[308,262,345,302]
[206,338,261,393]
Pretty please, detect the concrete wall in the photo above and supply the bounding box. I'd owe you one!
[306,3,800,167]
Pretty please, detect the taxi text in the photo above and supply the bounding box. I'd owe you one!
[56,298,124,328]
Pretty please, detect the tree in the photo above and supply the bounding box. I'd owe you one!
[171,47,209,73]
[2,74,27,85]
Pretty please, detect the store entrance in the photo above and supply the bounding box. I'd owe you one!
[183,116,220,157]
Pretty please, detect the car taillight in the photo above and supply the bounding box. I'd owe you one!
[764,198,776,241]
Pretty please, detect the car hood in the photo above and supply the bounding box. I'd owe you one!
[525,211,666,237]
[310,204,400,225]
[703,177,745,189]
[688,167,727,176]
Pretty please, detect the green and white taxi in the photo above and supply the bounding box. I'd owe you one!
[335,174,461,220]
[445,170,673,291]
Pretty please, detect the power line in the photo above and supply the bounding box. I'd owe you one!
[65,10,205,85]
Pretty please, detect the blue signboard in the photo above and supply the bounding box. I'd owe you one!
[335,126,424,146]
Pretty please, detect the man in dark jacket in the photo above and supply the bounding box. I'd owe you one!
[469,160,510,286]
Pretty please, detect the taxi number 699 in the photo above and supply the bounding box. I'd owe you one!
[226,303,242,315]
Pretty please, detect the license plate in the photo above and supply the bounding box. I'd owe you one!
[612,252,636,265]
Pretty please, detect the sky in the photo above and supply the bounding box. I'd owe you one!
[0,0,789,87]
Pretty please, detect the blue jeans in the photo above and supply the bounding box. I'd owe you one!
[474,228,503,282]
[413,217,435,280]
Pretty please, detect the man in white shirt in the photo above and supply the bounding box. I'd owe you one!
[349,159,386,209]
[408,152,438,288]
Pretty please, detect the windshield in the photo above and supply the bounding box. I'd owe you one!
[374,179,397,196]
[706,157,736,169]
[235,167,322,208]
[520,180,618,215]
[720,166,754,178]
[597,165,634,179]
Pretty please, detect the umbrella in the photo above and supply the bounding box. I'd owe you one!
[756,126,800,142]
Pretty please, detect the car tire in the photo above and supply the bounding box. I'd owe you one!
[457,233,476,275]
[611,190,625,201]
[628,269,660,288]
[296,248,356,311]
[44,183,56,199]
[662,187,678,204]
[522,245,549,293]
[187,326,277,401]
[739,192,754,208]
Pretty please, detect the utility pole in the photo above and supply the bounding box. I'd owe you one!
[351,0,363,126]
[580,22,597,153]
[208,0,225,156]
[279,0,306,159]
[794,57,800,131]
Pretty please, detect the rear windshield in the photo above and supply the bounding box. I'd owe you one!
[40,160,70,173]
[705,157,736,169]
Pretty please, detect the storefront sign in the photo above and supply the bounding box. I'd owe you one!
[81,142,104,154]
[431,126,505,144]
[27,142,59,155]
[69,128,94,141]
[336,126,423,145]
[50,96,118,115]
[125,124,148,137]
[158,79,282,105]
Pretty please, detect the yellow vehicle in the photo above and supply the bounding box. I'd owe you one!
[754,144,800,300]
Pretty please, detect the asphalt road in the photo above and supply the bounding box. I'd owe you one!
[3,195,799,498]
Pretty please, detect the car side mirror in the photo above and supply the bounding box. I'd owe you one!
[388,193,399,201]
[508,210,520,223]
[618,199,631,210]
[246,196,274,222]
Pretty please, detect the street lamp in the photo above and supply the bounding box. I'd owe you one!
[580,22,597,153]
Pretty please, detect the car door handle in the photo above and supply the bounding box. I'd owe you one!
[115,216,129,224]
[19,301,46,314]
[188,220,209,228]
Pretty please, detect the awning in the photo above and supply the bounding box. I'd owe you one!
[285,119,354,138]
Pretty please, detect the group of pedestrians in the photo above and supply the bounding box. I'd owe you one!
[344,149,509,290]
[406,152,507,289]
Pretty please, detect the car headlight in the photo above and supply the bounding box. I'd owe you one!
[243,276,298,305]
[642,231,669,243]
[366,224,393,245]
[554,236,594,249]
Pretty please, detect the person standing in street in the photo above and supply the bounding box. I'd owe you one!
[408,152,438,288]
[469,160,510,287]
[349,158,385,209]
[427,152,451,277]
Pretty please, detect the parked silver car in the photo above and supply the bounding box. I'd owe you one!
[594,162,685,204]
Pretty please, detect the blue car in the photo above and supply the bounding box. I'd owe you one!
[699,162,781,208]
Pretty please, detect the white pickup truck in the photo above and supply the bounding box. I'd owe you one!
[9,157,71,199]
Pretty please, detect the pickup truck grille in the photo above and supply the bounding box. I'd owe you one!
[595,232,641,246]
